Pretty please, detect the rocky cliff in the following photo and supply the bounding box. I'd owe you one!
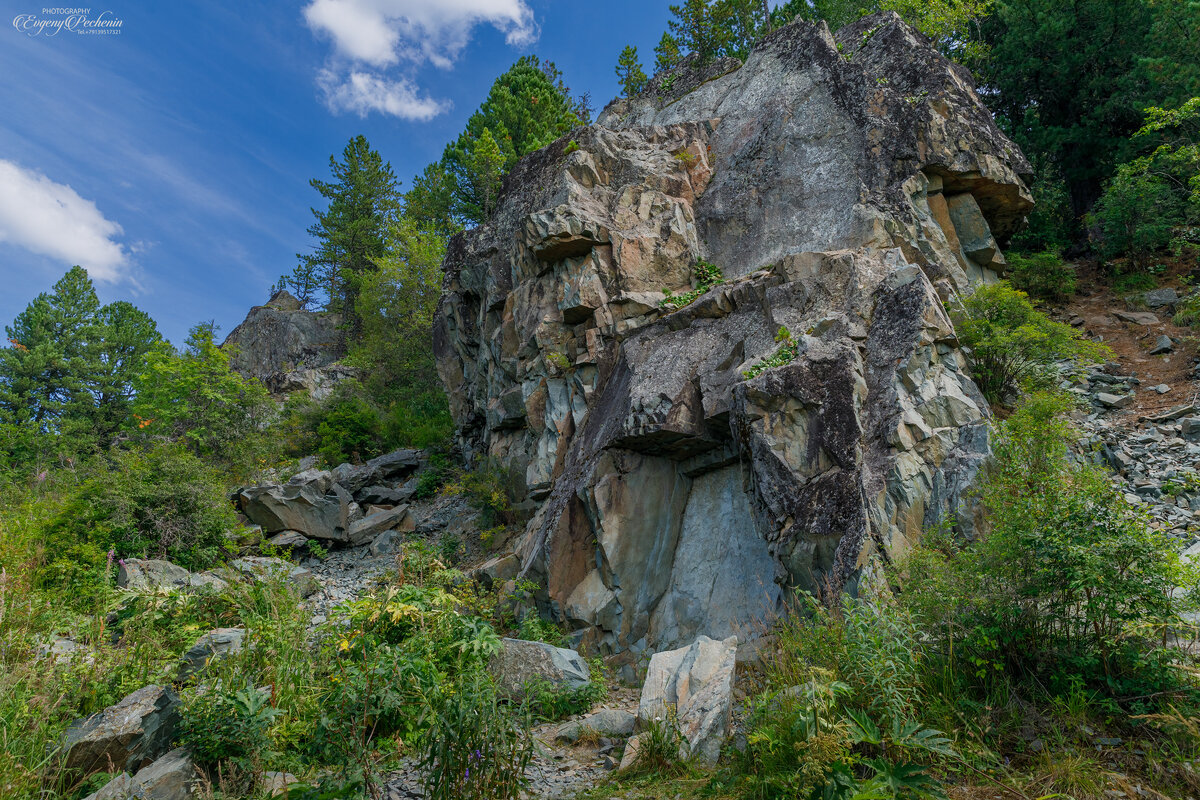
[222,290,351,398]
[434,12,1033,665]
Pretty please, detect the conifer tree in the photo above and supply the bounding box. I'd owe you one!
[654,32,683,72]
[616,45,649,96]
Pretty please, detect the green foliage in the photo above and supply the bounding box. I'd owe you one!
[130,324,271,468]
[774,0,990,61]
[1005,251,1077,302]
[1008,155,1075,252]
[1091,98,1200,266]
[442,57,583,225]
[288,135,401,330]
[981,0,1199,223]
[522,676,606,723]
[179,683,281,766]
[314,385,384,466]
[0,267,161,466]
[627,708,688,776]
[616,45,649,96]
[453,462,516,529]
[743,327,799,379]
[659,259,724,311]
[43,444,235,594]
[904,393,1200,698]
[654,32,684,73]
[949,282,1108,404]
[421,669,533,800]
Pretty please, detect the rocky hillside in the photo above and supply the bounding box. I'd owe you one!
[433,12,1032,665]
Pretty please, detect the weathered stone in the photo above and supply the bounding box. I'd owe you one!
[266,531,310,551]
[222,292,342,395]
[332,449,423,495]
[230,557,320,597]
[237,481,352,542]
[1097,392,1135,409]
[632,635,737,764]
[358,484,415,506]
[177,628,245,682]
[347,504,413,546]
[1182,418,1200,438]
[471,553,521,588]
[556,709,636,743]
[490,638,591,699]
[117,559,192,592]
[1150,335,1174,355]
[83,772,133,800]
[369,529,405,557]
[434,12,1024,656]
[61,685,179,777]
[1144,288,1179,309]
[118,748,196,800]
[1115,310,1160,326]
[262,771,301,797]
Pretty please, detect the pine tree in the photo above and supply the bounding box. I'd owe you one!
[296,135,400,335]
[654,32,683,72]
[441,56,583,225]
[668,0,722,64]
[616,45,649,96]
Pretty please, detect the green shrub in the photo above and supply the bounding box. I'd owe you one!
[950,282,1109,405]
[625,707,688,777]
[659,259,724,311]
[903,393,1200,700]
[315,385,384,466]
[1008,156,1074,253]
[44,444,236,581]
[1091,98,1200,269]
[1006,251,1077,302]
[421,669,532,800]
[744,326,799,379]
[179,683,281,766]
[522,676,606,722]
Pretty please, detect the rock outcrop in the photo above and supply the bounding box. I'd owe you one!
[490,638,592,699]
[61,685,180,777]
[222,289,348,398]
[434,13,1032,662]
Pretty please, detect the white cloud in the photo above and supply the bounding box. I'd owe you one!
[0,160,130,283]
[304,0,537,118]
[318,69,449,120]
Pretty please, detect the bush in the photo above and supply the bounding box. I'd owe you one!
[315,386,384,466]
[179,683,280,767]
[903,393,1199,699]
[420,669,532,800]
[1008,156,1074,253]
[1006,251,1077,302]
[43,444,235,582]
[950,282,1108,404]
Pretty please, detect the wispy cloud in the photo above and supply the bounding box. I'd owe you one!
[0,160,131,283]
[303,0,538,119]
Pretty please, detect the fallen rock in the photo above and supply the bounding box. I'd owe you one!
[265,531,310,551]
[556,709,637,743]
[1096,392,1135,409]
[1183,418,1200,438]
[470,553,521,588]
[1144,288,1179,309]
[369,529,405,557]
[117,560,192,591]
[359,484,416,506]
[116,747,196,800]
[490,638,591,699]
[61,685,179,776]
[1114,310,1160,325]
[331,449,423,495]
[1150,334,1174,355]
[83,773,133,800]
[237,481,353,542]
[632,635,737,765]
[347,504,413,546]
[177,628,245,682]
[230,557,320,597]
[262,771,301,797]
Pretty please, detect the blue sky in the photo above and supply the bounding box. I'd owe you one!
[0,1,678,344]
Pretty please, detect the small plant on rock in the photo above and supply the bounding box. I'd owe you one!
[659,259,724,311]
[743,326,799,379]
[1006,250,1077,302]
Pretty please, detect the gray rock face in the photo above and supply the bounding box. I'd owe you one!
[556,709,637,743]
[490,638,591,699]
[177,627,246,682]
[222,291,344,395]
[117,559,192,591]
[348,504,413,546]
[625,635,737,766]
[434,13,1028,660]
[61,685,180,777]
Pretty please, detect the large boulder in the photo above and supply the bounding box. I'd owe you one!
[221,290,344,395]
[237,475,355,542]
[433,12,1028,661]
[61,685,180,776]
[489,637,591,699]
[83,747,197,800]
[117,560,192,591]
[624,635,737,767]
[347,504,414,546]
